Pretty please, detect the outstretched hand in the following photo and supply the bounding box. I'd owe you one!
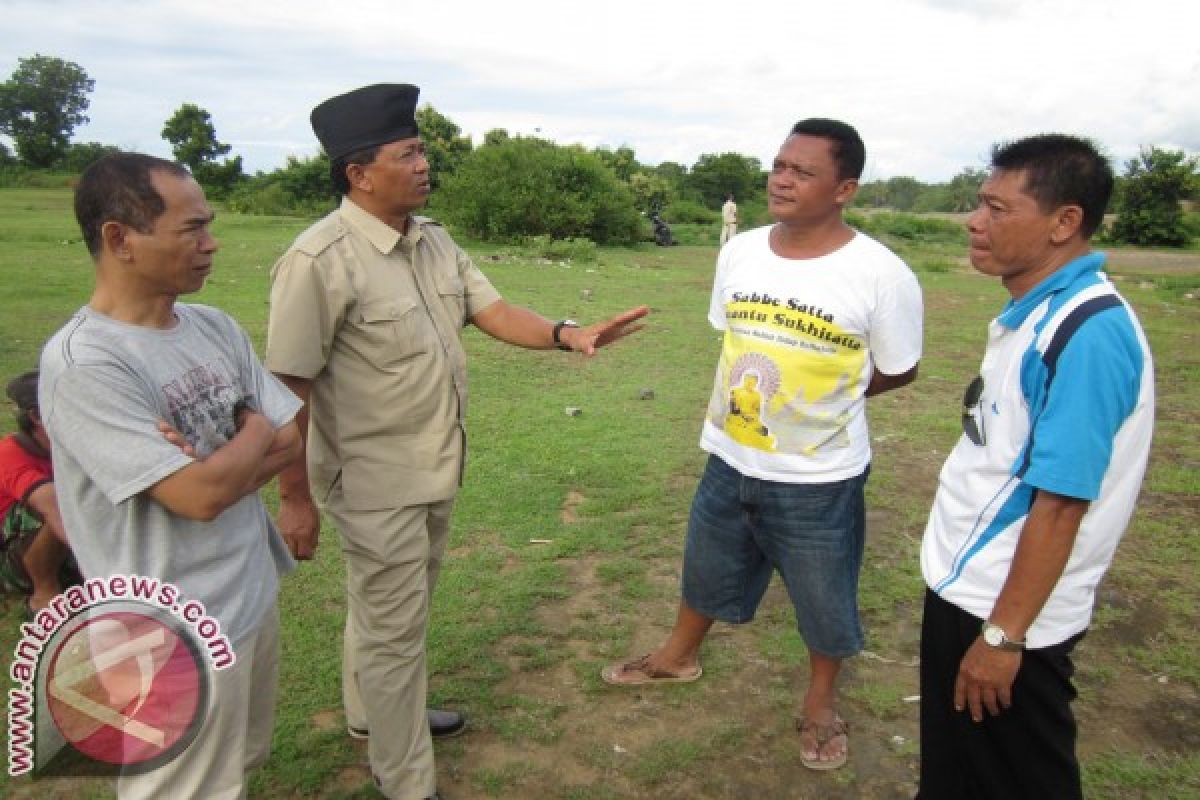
[565,305,650,355]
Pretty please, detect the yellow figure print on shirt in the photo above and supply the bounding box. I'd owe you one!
[711,294,868,455]
[726,373,775,450]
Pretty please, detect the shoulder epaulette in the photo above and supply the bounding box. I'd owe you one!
[293,216,347,258]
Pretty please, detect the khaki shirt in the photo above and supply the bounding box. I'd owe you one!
[721,200,738,224]
[265,197,500,509]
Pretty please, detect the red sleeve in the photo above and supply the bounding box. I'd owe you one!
[0,436,52,513]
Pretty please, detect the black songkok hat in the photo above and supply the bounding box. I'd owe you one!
[310,83,421,161]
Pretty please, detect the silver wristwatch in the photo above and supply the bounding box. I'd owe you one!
[981,622,1025,651]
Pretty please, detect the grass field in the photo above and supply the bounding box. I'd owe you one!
[1,188,1197,798]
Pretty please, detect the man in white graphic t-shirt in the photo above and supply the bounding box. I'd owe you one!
[603,119,923,772]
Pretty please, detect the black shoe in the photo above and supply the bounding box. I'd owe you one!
[347,709,467,740]
[428,708,467,738]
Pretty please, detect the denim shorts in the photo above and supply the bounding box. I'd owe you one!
[681,455,869,659]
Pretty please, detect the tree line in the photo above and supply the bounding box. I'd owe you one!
[2,54,1197,248]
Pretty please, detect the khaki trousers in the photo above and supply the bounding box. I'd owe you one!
[719,223,737,246]
[117,603,280,800]
[327,482,455,800]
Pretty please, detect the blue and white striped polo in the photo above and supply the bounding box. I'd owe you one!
[921,252,1155,648]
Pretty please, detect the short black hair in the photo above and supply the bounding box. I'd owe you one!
[789,118,866,181]
[990,134,1113,238]
[330,144,382,195]
[5,370,39,436]
[74,153,191,257]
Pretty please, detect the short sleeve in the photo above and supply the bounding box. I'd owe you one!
[458,246,501,318]
[1019,307,1144,500]
[265,249,349,379]
[44,364,193,506]
[708,247,733,330]
[0,442,50,506]
[867,270,923,375]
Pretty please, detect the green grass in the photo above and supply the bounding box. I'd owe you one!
[1,189,1197,798]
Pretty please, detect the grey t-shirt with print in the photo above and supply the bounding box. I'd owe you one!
[40,303,301,645]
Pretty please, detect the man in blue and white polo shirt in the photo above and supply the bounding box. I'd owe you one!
[917,134,1154,800]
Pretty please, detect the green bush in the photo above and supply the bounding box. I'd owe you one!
[661,199,716,225]
[852,212,964,244]
[910,256,956,273]
[0,166,75,188]
[438,137,642,246]
[665,223,715,247]
[520,234,599,263]
[226,155,336,216]
[58,141,121,172]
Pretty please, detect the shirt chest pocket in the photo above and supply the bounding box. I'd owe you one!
[435,273,467,328]
[355,297,434,369]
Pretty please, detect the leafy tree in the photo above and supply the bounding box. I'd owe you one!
[686,152,763,209]
[913,167,986,212]
[1110,146,1197,247]
[439,136,641,245]
[652,160,688,187]
[594,145,639,182]
[162,103,243,196]
[60,141,122,172]
[628,171,671,212]
[482,128,510,147]
[0,54,94,167]
[162,103,230,167]
[416,104,471,189]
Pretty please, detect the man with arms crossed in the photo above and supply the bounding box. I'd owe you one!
[39,153,302,798]
[603,119,923,771]
[265,83,647,800]
[918,134,1154,799]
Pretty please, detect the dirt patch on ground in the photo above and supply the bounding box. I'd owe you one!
[426,487,1199,800]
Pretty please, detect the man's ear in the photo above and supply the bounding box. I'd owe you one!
[101,220,134,261]
[1050,205,1085,245]
[835,179,859,207]
[346,162,372,194]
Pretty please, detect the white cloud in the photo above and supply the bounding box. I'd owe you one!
[1,0,1197,180]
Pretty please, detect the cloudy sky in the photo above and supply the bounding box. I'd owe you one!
[2,0,1197,182]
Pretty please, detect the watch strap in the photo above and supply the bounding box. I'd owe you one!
[553,319,578,351]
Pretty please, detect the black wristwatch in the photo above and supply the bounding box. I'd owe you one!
[552,319,579,351]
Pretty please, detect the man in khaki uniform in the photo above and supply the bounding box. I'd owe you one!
[265,83,647,800]
[719,193,738,245]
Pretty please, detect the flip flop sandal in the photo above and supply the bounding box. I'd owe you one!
[797,714,849,771]
[601,654,702,686]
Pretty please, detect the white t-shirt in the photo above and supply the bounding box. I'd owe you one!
[701,226,923,483]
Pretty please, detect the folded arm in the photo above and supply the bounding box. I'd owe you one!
[147,411,281,522]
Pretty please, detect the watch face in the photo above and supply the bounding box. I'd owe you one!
[983,624,1004,647]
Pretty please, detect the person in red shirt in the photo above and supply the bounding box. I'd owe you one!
[1,370,77,612]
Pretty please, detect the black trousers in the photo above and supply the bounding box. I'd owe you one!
[917,589,1084,800]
